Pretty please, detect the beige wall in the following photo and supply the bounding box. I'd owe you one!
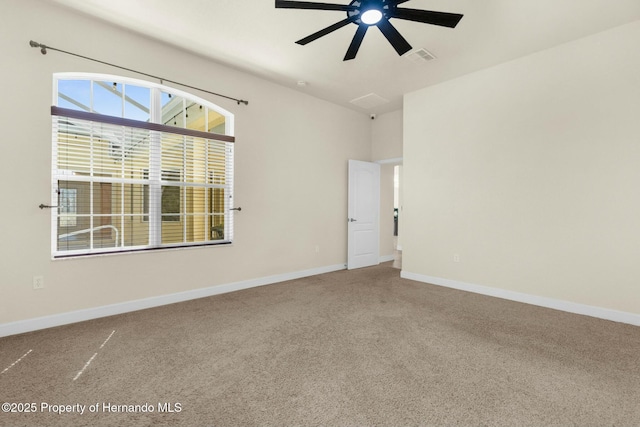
[0,0,371,326]
[372,110,403,161]
[372,110,403,259]
[403,20,640,315]
[378,163,395,258]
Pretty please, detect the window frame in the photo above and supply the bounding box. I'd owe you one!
[51,73,235,258]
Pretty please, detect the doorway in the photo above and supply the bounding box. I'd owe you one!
[393,164,402,269]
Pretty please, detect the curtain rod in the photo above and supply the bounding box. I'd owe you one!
[29,40,249,106]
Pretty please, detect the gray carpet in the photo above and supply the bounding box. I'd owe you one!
[1,263,639,427]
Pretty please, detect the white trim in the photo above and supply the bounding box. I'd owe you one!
[379,254,395,263]
[400,271,640,327]
[0,264,346,338]
[375,157,403,165]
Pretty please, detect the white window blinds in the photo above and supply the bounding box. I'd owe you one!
[52,100,234,257]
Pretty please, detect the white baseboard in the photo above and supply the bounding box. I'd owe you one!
[379,254,395,263]
[0,264,346,338]
[401,271,640,327]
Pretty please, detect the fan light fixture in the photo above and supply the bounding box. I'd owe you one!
[360,9,382,25]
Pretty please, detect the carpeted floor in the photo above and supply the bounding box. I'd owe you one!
[1,263,639,427]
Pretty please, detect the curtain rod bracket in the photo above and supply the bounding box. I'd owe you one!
[30,40,47,55]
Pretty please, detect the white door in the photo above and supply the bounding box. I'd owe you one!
[348,160,380,269]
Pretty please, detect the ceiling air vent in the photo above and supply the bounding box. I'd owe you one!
[406,48,436,63]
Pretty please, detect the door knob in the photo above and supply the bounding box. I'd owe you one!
[348,218,357,222]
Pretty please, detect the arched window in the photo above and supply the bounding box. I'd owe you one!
[51,73,235,257]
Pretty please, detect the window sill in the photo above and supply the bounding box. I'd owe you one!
[52,241,233,260]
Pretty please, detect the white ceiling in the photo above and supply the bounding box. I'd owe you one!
[50,0,640,114]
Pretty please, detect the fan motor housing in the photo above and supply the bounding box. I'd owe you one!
[347,0,395,25]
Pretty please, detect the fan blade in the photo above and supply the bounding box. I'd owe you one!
[344,25,368,61]
[391,8,463,28]
[296,17,357,45]
[275,0,356,12]
[377,19,412,56]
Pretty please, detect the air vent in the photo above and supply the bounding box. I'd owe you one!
[406,48,436,63]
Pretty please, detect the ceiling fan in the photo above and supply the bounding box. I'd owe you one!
[275,0,463,61]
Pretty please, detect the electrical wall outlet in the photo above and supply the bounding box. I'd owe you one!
[453,254,460,263]
[315,245,320,253]
[33,276,44,290]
